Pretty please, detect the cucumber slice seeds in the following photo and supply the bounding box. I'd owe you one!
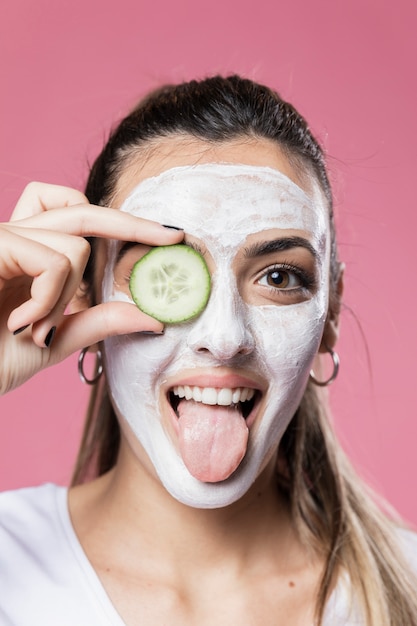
[129,245,211,324]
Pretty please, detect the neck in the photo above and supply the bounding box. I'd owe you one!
[71,438,296,577]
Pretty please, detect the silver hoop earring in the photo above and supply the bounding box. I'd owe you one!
[78,347,103,385]
[309,347,340,387]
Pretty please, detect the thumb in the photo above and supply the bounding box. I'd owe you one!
[49,302,164,362]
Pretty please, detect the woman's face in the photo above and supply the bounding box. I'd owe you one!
[102,138,330,508]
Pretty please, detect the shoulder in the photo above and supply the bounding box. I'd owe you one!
[0,481,64,510]
[0,484,114,624]
[0,482,65,536]
[0,485,68,619]
[323,525,417,625]
[0,483,67,569]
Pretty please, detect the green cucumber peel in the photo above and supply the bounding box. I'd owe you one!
[129,244,211,324]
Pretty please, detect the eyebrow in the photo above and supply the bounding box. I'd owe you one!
[243,236,318,260]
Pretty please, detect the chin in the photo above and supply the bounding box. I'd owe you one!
[154,449,266,510]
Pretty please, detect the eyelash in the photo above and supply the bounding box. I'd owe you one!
[256,263,316,296]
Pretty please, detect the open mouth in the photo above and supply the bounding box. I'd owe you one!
[169,385,260,421]
[166,384,263,483]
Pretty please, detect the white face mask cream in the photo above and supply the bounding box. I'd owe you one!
[102,163,330,508]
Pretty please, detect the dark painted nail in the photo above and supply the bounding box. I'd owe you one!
[138,330,165,335]
[44,326,56,348]
[162,224,183,231]
[13,324,30,336]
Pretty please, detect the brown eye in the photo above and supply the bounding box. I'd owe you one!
[266,270,289,288]
[258,269,301,290]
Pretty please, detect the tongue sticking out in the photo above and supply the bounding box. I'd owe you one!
[177,399,249,483]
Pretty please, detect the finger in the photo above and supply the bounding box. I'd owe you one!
[49,302,165,360]
[13,204,185,246]
[29,236,91,346]
[11,182,88,221]
[2,229,72,333]
[1,216,179,342]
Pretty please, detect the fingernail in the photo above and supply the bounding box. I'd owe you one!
[162,224,183,231]
[13,324,30,336]
[44,326,56,348]
[137,330,165,335]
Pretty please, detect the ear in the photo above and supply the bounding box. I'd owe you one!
[319,263,344,353]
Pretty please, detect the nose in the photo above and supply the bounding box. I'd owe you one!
[186,268,255,361]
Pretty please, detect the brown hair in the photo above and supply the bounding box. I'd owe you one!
[73,75,417,625]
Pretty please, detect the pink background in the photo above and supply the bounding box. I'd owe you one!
[0,1,416,524]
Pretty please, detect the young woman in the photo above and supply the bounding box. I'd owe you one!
[0,75,416,625]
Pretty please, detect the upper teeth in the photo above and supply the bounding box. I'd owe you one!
[172,386,255,406]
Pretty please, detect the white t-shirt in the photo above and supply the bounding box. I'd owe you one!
[0,484,416,625]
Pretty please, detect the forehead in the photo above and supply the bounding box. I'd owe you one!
[119,163,328,250]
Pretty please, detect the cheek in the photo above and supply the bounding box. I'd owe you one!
[104,332,177,398]
[103,336,150,414]
[248,301,325,379]
[246,302,325,456]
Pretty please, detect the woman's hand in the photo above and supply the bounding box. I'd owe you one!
[0,182,183,395]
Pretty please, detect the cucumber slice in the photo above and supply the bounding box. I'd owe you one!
[129,245,211,324]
